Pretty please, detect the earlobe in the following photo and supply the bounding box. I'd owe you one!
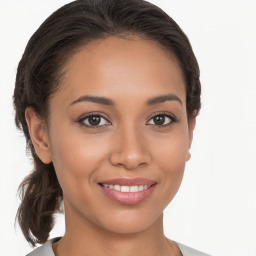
[186,152,191,161]
[25,107,52,164]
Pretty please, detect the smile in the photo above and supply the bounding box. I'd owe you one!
[101,184,149,192]
[98,178,157,205]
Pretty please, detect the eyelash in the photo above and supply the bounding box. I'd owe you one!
[78,113,110,129]
[77,112,177,129]
[147,112,177,127]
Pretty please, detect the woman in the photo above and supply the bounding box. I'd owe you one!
[13,0,210,255]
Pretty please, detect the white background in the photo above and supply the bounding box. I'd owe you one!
[0,0,255,255]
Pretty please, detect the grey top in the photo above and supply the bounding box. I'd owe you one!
[26,237,211,256]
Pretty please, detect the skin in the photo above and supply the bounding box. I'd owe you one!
[25,36,196,256]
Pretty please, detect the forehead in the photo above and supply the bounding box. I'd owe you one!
[54,36,186,106]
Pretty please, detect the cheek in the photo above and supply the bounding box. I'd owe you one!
[153,124,189,168]
[48,126,109,194]
[152,126,189,198]
[158,143,186,186]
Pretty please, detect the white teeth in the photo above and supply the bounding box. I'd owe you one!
[102,184,149,192]
[130,185,139,192]
[113,185,121,191]
[138,185,144,191]
[121,186,130,192]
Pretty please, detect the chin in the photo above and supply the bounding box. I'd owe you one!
[96,208,163,235]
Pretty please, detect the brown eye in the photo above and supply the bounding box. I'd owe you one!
[147,113,176,127]
[153,115,166,125]
[88,116,101,126]
[79,114,110,128]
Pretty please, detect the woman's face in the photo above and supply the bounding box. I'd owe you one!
[43,36,195,234]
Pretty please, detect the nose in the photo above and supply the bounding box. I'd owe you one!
[109,124,151,170]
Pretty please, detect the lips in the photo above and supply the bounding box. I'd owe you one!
[98,178,157,205]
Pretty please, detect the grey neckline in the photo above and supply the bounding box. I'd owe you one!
[26,237,211,256]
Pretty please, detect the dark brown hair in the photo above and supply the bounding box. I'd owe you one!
[13,0,201,247]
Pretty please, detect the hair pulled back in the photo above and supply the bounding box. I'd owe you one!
[13,0,201,246]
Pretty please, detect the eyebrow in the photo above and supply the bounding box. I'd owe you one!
[147,94,182,105]
[69,93,182,106]
[70,95,114,106]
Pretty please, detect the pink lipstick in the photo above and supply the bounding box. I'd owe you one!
[98,178,157,205]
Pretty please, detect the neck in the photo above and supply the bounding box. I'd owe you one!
[53,201,179,256]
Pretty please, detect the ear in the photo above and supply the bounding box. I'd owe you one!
[186,110,197,161]
[25,107,52,164]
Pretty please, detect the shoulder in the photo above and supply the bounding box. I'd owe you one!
[26,237,61,256]
[176,242,211,256]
